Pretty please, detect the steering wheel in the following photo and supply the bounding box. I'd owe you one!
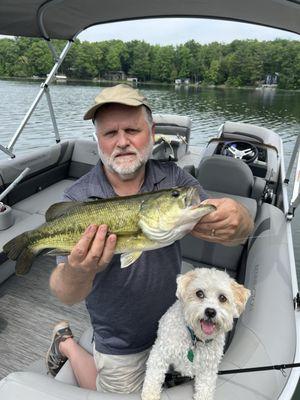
[221,141,258,164]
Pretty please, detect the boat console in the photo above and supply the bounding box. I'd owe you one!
[208,121,280,181]
[195,121,282,204]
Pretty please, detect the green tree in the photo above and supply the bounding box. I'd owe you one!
[150,45,176,82]
[127,40,151,81]
[105,40,128,72]
[23,40,53,76]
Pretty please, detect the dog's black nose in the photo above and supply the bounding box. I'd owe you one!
[205,308,216,318]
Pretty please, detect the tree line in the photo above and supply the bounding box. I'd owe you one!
[0,37,299,89]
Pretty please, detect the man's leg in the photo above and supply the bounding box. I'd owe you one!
[46,321,97,390]
[93,349,150,393]
[59,338,97,390]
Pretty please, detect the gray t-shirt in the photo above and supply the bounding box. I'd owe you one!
[63,160,207,354]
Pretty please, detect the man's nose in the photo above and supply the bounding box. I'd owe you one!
[116,131,130,147]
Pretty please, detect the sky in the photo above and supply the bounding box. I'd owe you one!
[0,18,299,45]
[77,18,299,45]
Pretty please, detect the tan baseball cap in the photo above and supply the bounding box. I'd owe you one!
[83,84,152,120]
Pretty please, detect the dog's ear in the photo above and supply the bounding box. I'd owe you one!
[231,281,251,317]
[176,270,198,301]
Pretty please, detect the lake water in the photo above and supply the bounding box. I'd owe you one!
[0,79,300,262]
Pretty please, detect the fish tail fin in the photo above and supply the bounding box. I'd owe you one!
[15,249,36,276]
[3,233,35,275]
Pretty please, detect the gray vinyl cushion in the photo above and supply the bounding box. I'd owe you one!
[180,191,257,277]
[196,155,254,197]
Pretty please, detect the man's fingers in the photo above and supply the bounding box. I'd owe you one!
[85,225,117,272]
[86,224,108,263]
[69,224,98,263]
[97,234,117,271]
[193,218,231,235]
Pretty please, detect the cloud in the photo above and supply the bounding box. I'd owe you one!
[78,18,299,45]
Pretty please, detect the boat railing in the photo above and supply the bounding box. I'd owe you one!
[0,40,72,158]
[285,133,300,220]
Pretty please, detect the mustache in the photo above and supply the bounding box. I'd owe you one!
[112,148,139,158]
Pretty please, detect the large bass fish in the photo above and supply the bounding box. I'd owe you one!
[3,186,215,275]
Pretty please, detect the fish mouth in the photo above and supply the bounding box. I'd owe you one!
[185,187,201,208]
[200,318,217,336]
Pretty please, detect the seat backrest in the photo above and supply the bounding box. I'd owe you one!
[0,141,74,206]
[180,191,257,280]
[68,139,99,179]
[153,113,192,144]
[196,155,254,197]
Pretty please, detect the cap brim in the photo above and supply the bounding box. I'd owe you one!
[83,100,151,120]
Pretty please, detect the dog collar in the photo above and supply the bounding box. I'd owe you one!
[187,326,213,362]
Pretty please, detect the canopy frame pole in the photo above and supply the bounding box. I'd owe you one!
[44,85,60,143]
[4,39,73,158]
[46,40,59,61]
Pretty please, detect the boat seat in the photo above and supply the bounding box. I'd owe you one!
[68,139,99,178]
[195,155,266,202]
[180,190,257,280]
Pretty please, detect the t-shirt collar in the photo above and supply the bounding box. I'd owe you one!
[88,160,167,198]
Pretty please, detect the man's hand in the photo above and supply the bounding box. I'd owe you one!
[67,224,116,274]
[50,224,116,305]
[191,198,254,246]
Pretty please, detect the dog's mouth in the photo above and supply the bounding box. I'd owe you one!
[200,319,216,336]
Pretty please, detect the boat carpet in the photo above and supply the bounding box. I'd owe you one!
[0,256,90,379]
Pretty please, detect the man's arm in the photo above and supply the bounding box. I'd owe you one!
[191,197,254,246]
[49,224,116,305]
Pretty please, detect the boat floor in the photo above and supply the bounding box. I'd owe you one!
[0,256,90,379]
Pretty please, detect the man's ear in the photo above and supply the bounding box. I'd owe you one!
[176,270,198,301]
[151,123,156,142]
[231,280,251,317]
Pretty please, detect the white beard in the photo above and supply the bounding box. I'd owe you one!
[98,138,154,180]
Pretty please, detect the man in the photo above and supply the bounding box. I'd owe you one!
[46,84,253,393]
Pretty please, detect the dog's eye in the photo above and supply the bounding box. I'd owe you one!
[219,294,227,303]
[196,290,205,299]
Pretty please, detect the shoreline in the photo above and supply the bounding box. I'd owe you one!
[0,76,299,92]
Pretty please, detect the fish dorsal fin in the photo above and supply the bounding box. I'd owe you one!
[45,201,83,222]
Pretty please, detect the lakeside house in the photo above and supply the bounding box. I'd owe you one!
[55,74,67,82]
[127,77,138,84]
[175,78,190,85]
[103,71,126,81]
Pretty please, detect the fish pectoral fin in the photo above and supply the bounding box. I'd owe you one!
[120,251,143,268]
[45,249,70,257]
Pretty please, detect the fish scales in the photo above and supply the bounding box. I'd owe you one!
[3,187,216,274]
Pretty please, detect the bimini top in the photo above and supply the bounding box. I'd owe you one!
[0,0,300,40]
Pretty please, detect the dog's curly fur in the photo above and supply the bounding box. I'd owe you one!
[141,268,250,400]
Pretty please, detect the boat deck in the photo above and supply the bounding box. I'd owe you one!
[0,256,90,379]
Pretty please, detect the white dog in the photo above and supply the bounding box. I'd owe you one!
[141,268,250,400]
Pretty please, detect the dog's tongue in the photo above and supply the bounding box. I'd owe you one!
[200,319,215,335]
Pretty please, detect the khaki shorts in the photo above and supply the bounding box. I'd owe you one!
[93,346,150,393]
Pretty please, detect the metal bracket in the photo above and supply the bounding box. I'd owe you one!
[293,292,300,310]
[0,144,15,158]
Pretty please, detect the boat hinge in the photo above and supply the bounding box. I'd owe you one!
[293,292,300,310]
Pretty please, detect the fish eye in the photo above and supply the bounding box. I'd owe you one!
[219,294,227,303]
[171,190,180,197]
[196,290,205,299]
